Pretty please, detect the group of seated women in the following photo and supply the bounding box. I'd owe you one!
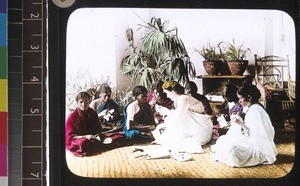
[65,80,278,168]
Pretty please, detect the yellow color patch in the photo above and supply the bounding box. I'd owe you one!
[0,79,7,112]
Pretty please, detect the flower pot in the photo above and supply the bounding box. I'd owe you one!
[203,60,223,76]
[227,60,249,75]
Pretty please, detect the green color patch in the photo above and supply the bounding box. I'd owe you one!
[0,47,7,79]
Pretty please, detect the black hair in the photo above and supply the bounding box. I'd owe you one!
[173,83,185,94]
[153,80,168,99]
[132,85,148,98]
[93,83,112,99]
[237,84,261,103]
[75,91,91,101]
[185,81,198,93]
[153,80,163,94]
[224,83,239,102]
[96,83,111,94]
[244,75,254,85]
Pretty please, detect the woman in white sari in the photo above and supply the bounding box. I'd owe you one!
[152,81,213,153]
[210,84,278,167]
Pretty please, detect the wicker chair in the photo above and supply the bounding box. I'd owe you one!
[254,55,295,134]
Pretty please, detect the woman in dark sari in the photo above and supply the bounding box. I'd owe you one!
[89,84,122,130]
[123,86,156,140]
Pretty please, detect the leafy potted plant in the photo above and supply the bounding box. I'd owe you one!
[121,17,195,89]
[195,42,226,75]
[222,40,251,75]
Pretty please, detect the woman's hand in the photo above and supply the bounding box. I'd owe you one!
[85,134,97,140]
[74,135,97,140]
[98,109,108,117]
[148,124,156,131]
[130,123,156,132]
[230,114,243,125]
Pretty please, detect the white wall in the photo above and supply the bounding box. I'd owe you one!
[67,8,117,87]
[66,8,296,95]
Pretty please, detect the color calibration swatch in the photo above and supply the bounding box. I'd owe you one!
[0,0,8,185]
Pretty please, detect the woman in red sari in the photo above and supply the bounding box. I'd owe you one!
[65,91,103,156]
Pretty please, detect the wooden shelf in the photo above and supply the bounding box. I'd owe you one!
[198,75,247,95]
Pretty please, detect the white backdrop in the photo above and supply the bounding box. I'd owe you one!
[66,8,296,92]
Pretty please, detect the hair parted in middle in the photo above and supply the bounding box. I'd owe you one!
[132,85,148,98]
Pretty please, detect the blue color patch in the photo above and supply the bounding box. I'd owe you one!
[0,13,6,46]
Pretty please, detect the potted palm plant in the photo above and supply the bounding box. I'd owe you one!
[222,40,251,75]
[121,17,195,89]
[195,42,226,75]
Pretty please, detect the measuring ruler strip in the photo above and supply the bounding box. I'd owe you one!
[8,0,47,185]
[22,0,46,186]
[0,0,8,185]
[7,0,22,185]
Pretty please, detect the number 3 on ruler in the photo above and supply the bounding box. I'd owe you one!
[31,44,40,50]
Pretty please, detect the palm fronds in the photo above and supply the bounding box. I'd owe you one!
[120,16,195,89]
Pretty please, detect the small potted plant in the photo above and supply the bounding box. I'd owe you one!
[222,39,251,75]
[195,42,226,75]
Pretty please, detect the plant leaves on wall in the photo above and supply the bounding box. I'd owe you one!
[121,16,195,89]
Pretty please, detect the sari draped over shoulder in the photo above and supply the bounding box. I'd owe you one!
[65,108,102,156]
[96,99,118,113]
[152,95,213,153]
[191,93,218,126]
[211,104,278,167]
[123,100,155,139]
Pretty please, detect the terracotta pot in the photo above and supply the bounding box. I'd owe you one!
[203,60,223,76]
[227,60,249,75]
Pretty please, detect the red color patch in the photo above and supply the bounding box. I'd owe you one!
[0,112,7,144]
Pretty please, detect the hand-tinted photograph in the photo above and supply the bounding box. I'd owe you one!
[64,7,296,179]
